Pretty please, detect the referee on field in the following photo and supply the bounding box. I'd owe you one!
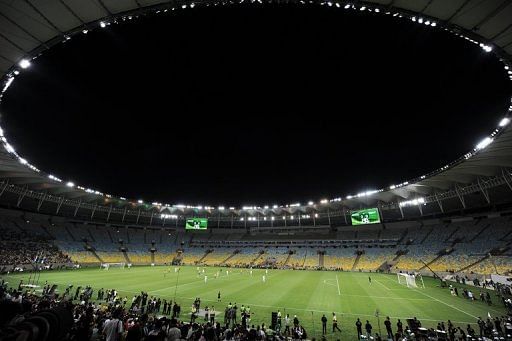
[332,312,341,332]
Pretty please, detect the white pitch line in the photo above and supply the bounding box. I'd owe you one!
[173,296,479,325]
[374,279,391,291]
[335,274,341,296]
[412,288,478,320]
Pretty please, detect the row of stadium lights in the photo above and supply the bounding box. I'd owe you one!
[0,1,511,212]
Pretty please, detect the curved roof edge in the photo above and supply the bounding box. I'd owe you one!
[0,0,511,214]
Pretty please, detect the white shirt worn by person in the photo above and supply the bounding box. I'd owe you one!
[103,318,123,341]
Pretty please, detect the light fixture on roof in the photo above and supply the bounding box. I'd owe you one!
[499,117,510,127]
[66,182,75,187]
[138,199,143,204]
[475,137,493,150]
[82,29,88,34]
[100,21,107,28]
[19,59,31,69]
[308,201,314,205]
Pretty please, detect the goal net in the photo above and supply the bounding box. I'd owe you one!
[397,273,424,288]
[100,262,126,270]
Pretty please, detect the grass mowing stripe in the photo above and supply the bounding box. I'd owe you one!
[2,267,506,340]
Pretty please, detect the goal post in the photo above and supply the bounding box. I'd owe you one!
[100,262,126,270]
[397,272,425,288]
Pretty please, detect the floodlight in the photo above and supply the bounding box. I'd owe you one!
[100,22,107,28]
[499,117,510,127]
[475,137,493,150]
[18,59,31,69]
[66,182,75,187]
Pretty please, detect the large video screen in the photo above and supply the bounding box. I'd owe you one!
[185,218,208,230]
[350,208,381,225]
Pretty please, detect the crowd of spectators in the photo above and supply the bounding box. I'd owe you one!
[1,275,512,341]
[0,227,72,272]
[0,279,299,341]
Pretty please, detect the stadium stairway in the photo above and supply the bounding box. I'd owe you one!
[397,228,409,244]
[107,230,114,243]
[87,228,96,242]
[196,249,213,264]
[469,223,490,242]
[221,250,239,265]
[64,225,76,241]
[87,248,104,263]
[41,225,55,239]
[122,250,131,264]
[419,248,453,271]
[500,229,512,242]
[282,252,293,267]
[301,249,308,267]
[351,251,363,271]
[457,254,490,273]
[419,228,433,244]
[444,225,460,242]
[250,250,265,266]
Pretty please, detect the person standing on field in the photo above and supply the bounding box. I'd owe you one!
[332,312,341,332]
[321,314,327,335]
[356,318,363,339]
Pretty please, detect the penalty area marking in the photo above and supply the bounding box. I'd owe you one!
[335,274,341,296]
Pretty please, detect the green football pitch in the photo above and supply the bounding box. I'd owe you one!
[1,266,506,339]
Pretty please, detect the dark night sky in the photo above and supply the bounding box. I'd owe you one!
[1,5,511,206]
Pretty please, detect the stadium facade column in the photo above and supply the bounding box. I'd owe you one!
[122,207,127,222]
[16,185,28,207]
[502,168,512,191]
[55,196,64,214]
[106,204,113,221]
[90,204,97,219]
[477,178,491,204]
[398,203,404,219]
[454,185,467,209]
[342,207,348,225]
[327,209,331,226]
[377,201,384,221]
[37,192,47,211]
[149,211,154,225]
[417,199,423,216]
[434,193,444,213]
[0,179,9,198]
[74,200,81,217]
[136,208,141,224]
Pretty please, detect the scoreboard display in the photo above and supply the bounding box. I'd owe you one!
[185,218,208,230]
[350,208,381,225]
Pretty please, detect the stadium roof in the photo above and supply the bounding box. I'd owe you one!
[0,0,511,221]
[1,0,512,74]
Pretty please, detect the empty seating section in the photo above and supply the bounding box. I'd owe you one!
[0,207,511,275]
[324,248,354,270]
